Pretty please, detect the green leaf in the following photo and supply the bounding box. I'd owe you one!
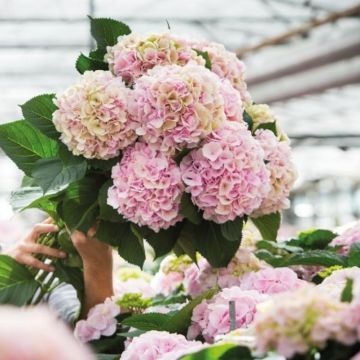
[97,355,121,360]
[140,224,181,259]
[176,221,198,263]
[89,16,131,50]
[341,278,354,303]
[180,343,253,360]
[122,312,172,331]
[75,53,108,74]
[243,110,253,131]
[0,120,59,175]
[88,156,121,172]
[256,240,303,254]
[194,49,212,70]
[20,94,59,140]
[164,288,218,334]
[195,221,241,267]
[289,229,337,250]
[180,193,202,225]
[251,212,281,241]
[32,156,87,193]
[96,221,130,247]
[59,178,100,232]
[10,186,60,217]
[98,180,124,222]
[348,243,360,267]
[0,255,39,306]
[220,217,243,242]
[256,121,278,136]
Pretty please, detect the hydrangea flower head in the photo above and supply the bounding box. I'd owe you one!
[108,142,184,232]
[53,70,136,159]
[180,121,271,223]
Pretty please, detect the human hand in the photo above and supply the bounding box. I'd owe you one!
[5,218,66,272]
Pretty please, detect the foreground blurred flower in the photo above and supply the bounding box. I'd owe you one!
[181,121,271,223]
[254,285,358,358]
[188,287,266,343]
[0,306,94,360]
[74,298,120,343]
[130,63,226,153]
[252,129,297,217]
[108,142,184,232]
[330,221,360,255]
[53,70,136,159]
[121,330,203,360]
[106,33,204,84]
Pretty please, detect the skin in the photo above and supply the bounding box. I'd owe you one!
[5,219,113,316]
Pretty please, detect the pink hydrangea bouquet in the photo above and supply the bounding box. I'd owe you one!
[0,17,296,308]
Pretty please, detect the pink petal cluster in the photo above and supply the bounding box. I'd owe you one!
[53,70,136,159]
[183,257,218,298]
[193,41,251,104]
[121,330,202,360]
[114,277,156,299]
[240,267,305,294]
[130,64,226,153]
[107,142,184,232]
[220,79,243,122]
[105,33,204,84]
[180,121,271,223]
[0,306,95,360]
[188,287,266,343]
[330,221,360,255]
[74,298,120,343]
[254,284,357,358]
[252,129,297,217]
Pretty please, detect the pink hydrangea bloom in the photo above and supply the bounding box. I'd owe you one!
[330,221,360,255]
[220,79,243,122]
[254,285,357,358]
[189,287,266,343]
[121,330,202,360]
[193,41,251,104]
[252,129,297,217]
[152,271,184,296]
[53,70,136,159]
[74,298,120,343]
[130,64,226,153]
[352,352,360,360]
[240,267,304,294]
[183,257,218,298]
[106,33,204,84]
[180,121,271,223]
[0,306,95,360]
[107,142,184,232]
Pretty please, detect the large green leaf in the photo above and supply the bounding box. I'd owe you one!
[98,180,124,223]
[140,224,182,259]
[32,156,87,193]
[195,221,241,267]
[255,121,278,136]
[58,178,100,232]
[251,212,281,241]
[76,53,108,74]
[97,355,120,360]
[89,16,131,51]
[180,193,202,225]
[288,229,337,250]
[0,255,39,306]
[96,221,146,267]
[220,217,243,242]
[20,94,59,140]
[175,221,198,263]
[179,343,254,360]
[0,120,59,175]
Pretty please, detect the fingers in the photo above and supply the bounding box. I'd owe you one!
[28,243,66,259]
[71,230,87,248]
[43,217,54,224]
[21,254,55,272]
[87,226,97,238]
[27,223,59,243]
